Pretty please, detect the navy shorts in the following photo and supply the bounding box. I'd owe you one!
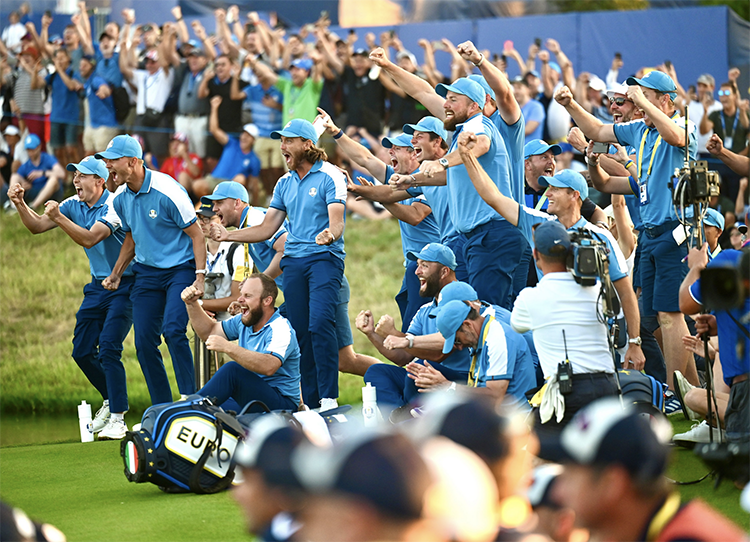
[49,121,80,148]
[637,225,688,316]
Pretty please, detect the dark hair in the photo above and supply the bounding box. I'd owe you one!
[428,132,449,151]
[466,306,481,321]
[719,81,737,94]
[248,273,278,304]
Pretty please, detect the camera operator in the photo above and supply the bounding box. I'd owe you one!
[510,221,619,433]
[457,131,644,372]
[679,241,750,447]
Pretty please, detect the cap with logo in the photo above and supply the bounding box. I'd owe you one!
[703,208,725,231]
[533,220,571,256]
[538,169,589,200]
[437,281,478,307]
[524,139,562,159]
[95,135,144,160]
[402,116,448,142]
[406,243,457,270]
[171,132,189,143]
[437,299,472,354]
[626,71,677,101]
[381,133,414,149]
[66,156,109,179]
[23,133,41,150]
[200,180,249,204]
[271,119,319,144]
[436,77,486,108]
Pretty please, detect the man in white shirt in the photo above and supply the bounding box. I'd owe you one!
[511,221,618,433]
[690,74,722,156]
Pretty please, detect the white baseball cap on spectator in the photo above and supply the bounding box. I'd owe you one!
[589,76,606,93]
[3,125,20,137]
[606,82,629,99]
[242,124,259,139]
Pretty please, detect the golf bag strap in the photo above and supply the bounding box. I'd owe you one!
[188,417,234,494]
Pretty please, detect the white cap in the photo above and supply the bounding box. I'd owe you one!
[242,123,259,138]
[606,82,629,99]
[3,125,20,136]
[589,76,607,93]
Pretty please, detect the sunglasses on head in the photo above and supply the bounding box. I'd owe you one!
[609,97,632,106]
[718,89,732,96]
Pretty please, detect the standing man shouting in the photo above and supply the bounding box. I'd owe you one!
[213,120,346,411]
[100,135,206,405]
[8,156,133,439]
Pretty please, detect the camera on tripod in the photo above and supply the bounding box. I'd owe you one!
[567,228,609,287]
[669,160,720,206]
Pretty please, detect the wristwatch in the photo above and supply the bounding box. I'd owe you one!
[404,333,415,349]
[438,157,449,169]
[628,336,642,346]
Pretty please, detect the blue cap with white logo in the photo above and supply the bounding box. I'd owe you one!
[436,77,486,108]
[438,281,478,306]
[24,133,41,150]
[538,169,589,201]
[626,71,677,101]
[271,119,319,144]
[704,208,725,231]
[403,116,448,142]
[201,181,249,204]
[381,133,414,149]
[406,243,457,270]
[468,74,495,101]
[66,156,109,179]
[94,135,143,160]
[437,300,472,354]
[524,139,562,159]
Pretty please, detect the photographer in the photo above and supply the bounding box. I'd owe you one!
[679,242,750,447]
[457,131,644,371]
[510,221,619,432]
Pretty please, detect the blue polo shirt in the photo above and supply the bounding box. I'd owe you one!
[93,44,123,87]
[221,309,301,401]
[406,183,457,244]
[517,206,628,282]
[447,113,510,233]
[82,74,117,128]
[59,190,134,280]
[46,69,80,124]
[234,206,287,290]
[688,249,750,386]
[490,110,526,203]
[244,84,283,138]
[473,316,534,408]
[113,169,197,269]
[613,115,697,228]
[385,164,440,260]
[211,137,262,181]
[270,160,347,260]
[521,99,545,143]
[408,299,471,373]
[17,153,59,191]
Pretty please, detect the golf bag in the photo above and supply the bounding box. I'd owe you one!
[618,369,667,415]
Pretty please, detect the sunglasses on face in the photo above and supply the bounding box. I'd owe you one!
[718,90,732,96]
[609,97,632,106]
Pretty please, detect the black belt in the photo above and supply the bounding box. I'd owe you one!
[571,372,614,381]
[643,220,680,239]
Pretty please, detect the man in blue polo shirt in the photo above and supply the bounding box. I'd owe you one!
[390,77,526,310]
[456,131,645,370]
[318,109,440,331]
[8,156,133,439]
[216,119,346,411]
[9,134,65,210]
[437,298,535,408]
[554,71,698,401]
[182,273,301,412]
[99,135,206,405]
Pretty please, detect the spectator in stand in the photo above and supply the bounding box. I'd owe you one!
[340,49,386,136]
[172,44,210,159]
[8,134,65,209]
[199,54,248,172]
[160,133,203,195]
[1,12,26,55]
[690,74,722,157]
[5,45,47,147]
[192,96,261,203]
[32,48,80,171]
[70,55,119,156]
[386,48,429,132]
[512,76,545,144]
[62,22,84,77]
[538,39,573,144]
[575,73,611,123]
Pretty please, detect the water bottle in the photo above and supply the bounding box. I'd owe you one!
[78,400,94,442]
[362,383,380,427]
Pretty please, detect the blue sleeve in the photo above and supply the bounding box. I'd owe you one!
[407,305,428,335]
[249,154,261,177]
[45,73,54,86]
[516,205,551,247]
[42,153,59,169]
[59,197,74,220]
[324,172,347,205]
[112,194,130,232]
[406,186,423,197]
[269,177,287,212]
[613,121,644,148]
[221,315,242,341]
[527,100,545,123]
[384,165,395,184]
[17,161,30,177]
[604,236,626,282]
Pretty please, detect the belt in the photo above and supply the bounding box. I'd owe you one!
[732,373,748,385]
[571,372,614,381]
[462,220,500,239]
[643,220,680,239]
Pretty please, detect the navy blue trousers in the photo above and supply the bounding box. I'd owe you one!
[130,262,196,404]
[280,252,344,406]
[72,276,134,413]
[198,362,297,412]
[395,259,424,332]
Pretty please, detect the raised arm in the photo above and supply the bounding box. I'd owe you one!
[7,185,57,233]
[191,21,216,62]
[585,141,636,195]
[43,201,112,248]
[208,96,229,146]
[317,108,387,181]
[182,285,226,341]
[246,56,279,88]
[212,207,286,244]
[546,39,575,92]
[627,85,685,147]
[555,85,616,143]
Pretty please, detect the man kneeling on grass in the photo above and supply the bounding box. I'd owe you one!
[181,273,301,412]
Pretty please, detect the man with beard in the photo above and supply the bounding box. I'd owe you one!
[357,243,470,417]
[182,273,301,412]
[210,119,345,411]
[8,156,133,439]
[317,108,439,332]
[99,135,206,405]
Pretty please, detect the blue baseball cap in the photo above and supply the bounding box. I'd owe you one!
[381,133,414,149]
[402,116,448,142]
[271,118,319,144]
[437,281,477,306]
[533,220,571,257]
[66,156,109,179]
[468,74,495,101]
[437,299,472,354]
[558,142,574,154]
[704,208,725,231]
[201,181,249,204]
[291,57,313,71]
[95,135,143,160]
[23,133,41,150]
[524,139,562,159]
[548,62,561,75]
[436,77,486,108]
[626,71,677,101]
[538,169,589,200]
[406,243,457,270]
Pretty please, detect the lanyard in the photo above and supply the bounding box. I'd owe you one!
[536,188,549,211]
[467,315,494,387]
[240,212,252,279]
[720,111,739,139]
[637,112,680,180]
[644,492,681,542]
[206,247,223,274]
